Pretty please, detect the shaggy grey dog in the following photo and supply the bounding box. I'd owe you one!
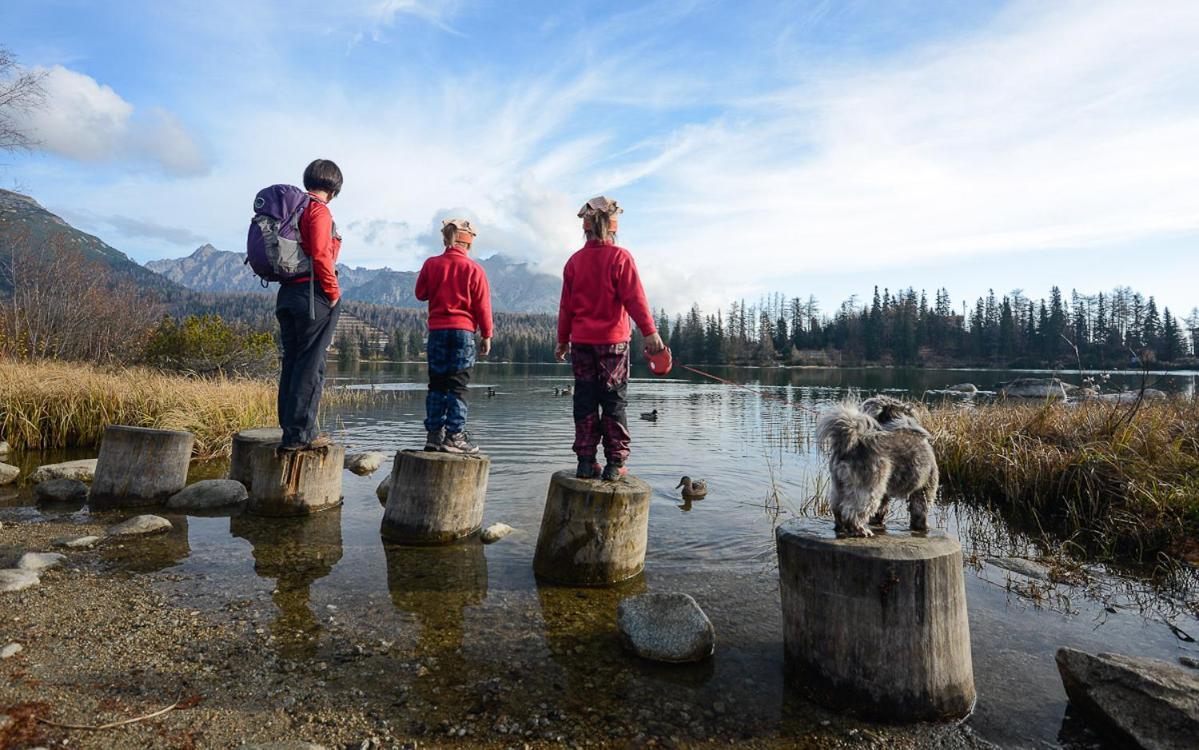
[816,396,939,537]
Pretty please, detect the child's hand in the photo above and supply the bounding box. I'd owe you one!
[480,337,492,356]
[555,343,570,362]
[644,332,666,353]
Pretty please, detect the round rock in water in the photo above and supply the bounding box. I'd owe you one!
[17,552,66,572]
[0,569,39,593]
[29,459,98,484]
[345,451,388,476]
[481,522,515,544]
[53,535,101,549]
[375,474,392,505]
[34,479,89,504]
[618,592,715,663]
[166,479,248,511]
[0,462,18,485]
[106,514,172,537]
[0,440,9,454]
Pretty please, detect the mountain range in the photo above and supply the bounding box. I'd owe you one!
[147,244,562,313]
[0,189,180,293]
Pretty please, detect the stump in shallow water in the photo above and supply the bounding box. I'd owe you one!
[229,427,283,489]
[380,450,490,544]
[775,518,976,721]
[89,426,194,509]
[246,443,344,517]
[533,470,651,587]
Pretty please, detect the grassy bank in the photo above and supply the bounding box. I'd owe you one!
[927,397,1199,565]
[0,359,370,459]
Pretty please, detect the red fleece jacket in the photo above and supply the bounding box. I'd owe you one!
[557,239,656,345]
[293,193,341,302]
[415,247,494,337]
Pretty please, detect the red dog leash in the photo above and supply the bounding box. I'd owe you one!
[680,364,820,414]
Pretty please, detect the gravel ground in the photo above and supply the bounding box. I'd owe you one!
[1,516,996,750]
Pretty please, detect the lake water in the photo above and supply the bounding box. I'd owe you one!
[6,364,1198,748]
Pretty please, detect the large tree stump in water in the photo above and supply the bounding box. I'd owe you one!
[533,471,651,587]
[89,426,194,509]
[246,443,344,517]
[776,518,976,721]
[380,450,489,544]
[229,427,283,489]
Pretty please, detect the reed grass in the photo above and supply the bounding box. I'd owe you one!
[0,359,378,459]
[926,396,1199,565]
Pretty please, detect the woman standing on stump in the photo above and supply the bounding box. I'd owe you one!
[556,196,665,480]
[276,159,343,453]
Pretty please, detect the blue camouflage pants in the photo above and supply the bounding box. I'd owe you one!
[425,329,476,434]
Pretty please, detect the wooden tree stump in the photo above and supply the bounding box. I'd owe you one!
[89,426,194,509]
[229,427,283,489]
[246,443,344,517]
[533,470,651,587]
[776,518,976,721]
[380,450,490,544]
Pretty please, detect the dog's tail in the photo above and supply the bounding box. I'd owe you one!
[816,403,881,458]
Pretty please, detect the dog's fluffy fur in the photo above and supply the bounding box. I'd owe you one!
[816,396,939,537]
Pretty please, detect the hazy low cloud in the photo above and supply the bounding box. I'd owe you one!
[15,66,210,176]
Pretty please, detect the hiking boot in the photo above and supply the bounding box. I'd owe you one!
[424,428,445,451]
[442,431,480,455]
[602,461,627,481]
[306,434,333,450]
[576,457,601,479]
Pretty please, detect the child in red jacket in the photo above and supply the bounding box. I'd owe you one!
[556,197,665,480]
[415,218,493,454]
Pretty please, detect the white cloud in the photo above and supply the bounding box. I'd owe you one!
[16,66,209,176]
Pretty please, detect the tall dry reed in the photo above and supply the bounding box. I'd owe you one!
[926,397,1199,564]
[0,359,378,459]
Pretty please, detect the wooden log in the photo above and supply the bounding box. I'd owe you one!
[229,427,283,489]
[89,426,194,509]
[775,518,976,721]
[246,443,344,517]
[380,450,490,544]
[533,470,651,587]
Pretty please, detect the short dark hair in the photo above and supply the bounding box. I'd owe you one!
[303,159,343,197]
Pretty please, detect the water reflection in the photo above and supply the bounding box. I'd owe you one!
[229,508,343,659]
[100,513,191,573]
[383,541,488,653]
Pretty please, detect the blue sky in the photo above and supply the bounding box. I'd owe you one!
[2,0,1196,319]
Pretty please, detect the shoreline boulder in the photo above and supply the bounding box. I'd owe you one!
[106,515,173,537]
[35,478,89,504]
[0,463,18,486]
[998,378,1076,400]
[0,569,39,593]
[617,592,715,663]
[1056,647,1199,750]
[17,552,66,572]
[166,479,248,511]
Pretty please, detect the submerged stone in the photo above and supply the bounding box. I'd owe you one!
[0,569,39,593]
[987,556,1051,581]
[53,535,101,549]
[0,462,18,485]
[375,474,392,505]
[106,515,172,536]
[618,592,715,663]
[17,552,66,572]
[1056,647,1199,750]
[35,478,89,504]
[167,479,248,510]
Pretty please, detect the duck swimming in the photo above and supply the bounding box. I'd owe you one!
[639,409,659,421]
[676,476,707,499]
[486,387,497,397]
[560,386,573,396]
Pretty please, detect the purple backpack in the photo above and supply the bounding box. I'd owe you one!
[246,184,312,283]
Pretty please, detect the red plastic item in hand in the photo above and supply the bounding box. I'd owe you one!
[645,345,673,377]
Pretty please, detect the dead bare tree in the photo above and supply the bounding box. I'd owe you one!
[0,46,46,153]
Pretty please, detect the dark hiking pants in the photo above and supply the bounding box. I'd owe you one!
[571,342,631,464]
[276,282,341,447]
[425,329,476,434]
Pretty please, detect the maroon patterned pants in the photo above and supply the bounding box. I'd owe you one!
[570,343,631,463]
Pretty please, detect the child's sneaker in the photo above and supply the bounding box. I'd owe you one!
[602,461,627,481]
[442,431,480,455]
[424,428,445,451]
[576,457,601,479]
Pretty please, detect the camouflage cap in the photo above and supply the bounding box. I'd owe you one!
[577,196,623,219]
[441,218,478,236]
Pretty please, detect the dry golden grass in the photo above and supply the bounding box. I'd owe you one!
[0,358,375,459]
[927,396,1199,563]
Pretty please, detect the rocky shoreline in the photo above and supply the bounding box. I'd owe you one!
[0,515,996,750]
